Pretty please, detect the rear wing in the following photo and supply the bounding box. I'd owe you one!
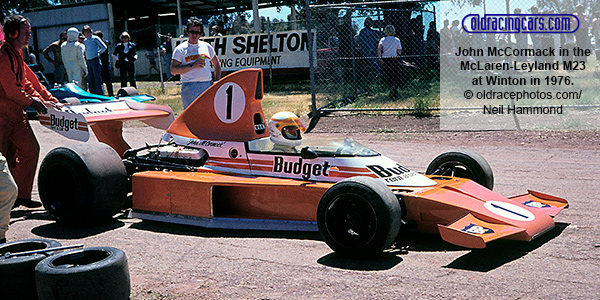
[39,100,174,154]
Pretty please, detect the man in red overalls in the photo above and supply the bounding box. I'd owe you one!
[0,15,61,208]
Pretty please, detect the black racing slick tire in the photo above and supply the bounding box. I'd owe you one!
[117,86,139,97]
[35,247,130,300]
[317,176,402,257]
[0,239,62,300]
[426,149,494,190]
[38,142,128,224]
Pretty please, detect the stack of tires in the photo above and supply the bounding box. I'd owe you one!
[0,239,130,300]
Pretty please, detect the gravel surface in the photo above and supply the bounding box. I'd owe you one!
[7,116,600,299]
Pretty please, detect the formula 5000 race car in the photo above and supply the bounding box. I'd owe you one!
[37,69,568,257]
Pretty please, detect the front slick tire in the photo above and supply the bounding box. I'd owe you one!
[426,149,494,190]
[317,176,401,257]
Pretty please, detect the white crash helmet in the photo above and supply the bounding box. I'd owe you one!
[268,111,306,147]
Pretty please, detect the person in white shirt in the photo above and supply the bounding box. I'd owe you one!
[171,17,222,109]
[377,25,402,99]
[61,27,87,90]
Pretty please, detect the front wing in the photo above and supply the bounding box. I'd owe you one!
[437,189,568,248]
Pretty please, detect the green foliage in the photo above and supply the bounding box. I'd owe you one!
[1,0,51,17]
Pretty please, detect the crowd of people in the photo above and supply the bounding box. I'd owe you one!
[326,13,439,99]
[21,23,162,97]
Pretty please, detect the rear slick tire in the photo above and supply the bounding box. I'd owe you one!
[35,246,130,300]
[317,176,401,257]
[0,239,62,300]
[38,142,128,224]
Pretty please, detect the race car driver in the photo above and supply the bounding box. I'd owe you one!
[268,111,306,153]
[0,15,61,208]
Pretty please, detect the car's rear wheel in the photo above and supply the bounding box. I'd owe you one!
[317,176,401,257]
[426,149,494,190]
[38,143,128,224]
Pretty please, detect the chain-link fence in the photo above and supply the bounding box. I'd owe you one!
[308,1,439,117]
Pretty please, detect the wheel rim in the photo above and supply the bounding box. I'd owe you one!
[432,161,475,180]
[324,193,377,248]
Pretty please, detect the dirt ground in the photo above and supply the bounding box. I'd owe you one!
[310,114,600,150]
[7,115,600,299]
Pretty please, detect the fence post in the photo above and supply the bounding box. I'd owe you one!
[305,0,320,133]
[267,17,273,91]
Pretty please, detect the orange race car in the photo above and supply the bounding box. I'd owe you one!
[37,69,568,257]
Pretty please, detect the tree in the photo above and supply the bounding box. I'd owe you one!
[1,0,89,19]
[1,0,51,18]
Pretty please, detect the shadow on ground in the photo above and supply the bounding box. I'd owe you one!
[444,223,569,272]
[129,219,322,241]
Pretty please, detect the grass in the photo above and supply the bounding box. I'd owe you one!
[134,72,441,121]
[135,81,313,120]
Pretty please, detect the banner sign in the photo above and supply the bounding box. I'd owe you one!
[173,30,310,71]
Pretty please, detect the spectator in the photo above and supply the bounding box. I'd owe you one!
[94,30,114,96]
[171,17,221,109]
[357,17,381,77]
[0,15,61,209]
[22,45,37,64]
[592,13,600,64]
[161,33,173,78]
[0,151,18,243]
[61,27,87,90]
[426,21,440,69]
[335,12,355,83]
[0,25,18,244]
[561,13,576,69]
[450,19,462,52]
[113,31,137,88]
[574,4,590,63]
[513,8,528,62]
[530,6,542,63]
[440,19,452,55]
[82,25,107,95]
[216,21,226,35]
[145,48,159,79]
[377,24,402,99]
[407,17,425,69]
[211,25,222,37]
[42,31,68,84]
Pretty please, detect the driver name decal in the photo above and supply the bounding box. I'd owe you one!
[366,164,418,183]
[273,156,331,180]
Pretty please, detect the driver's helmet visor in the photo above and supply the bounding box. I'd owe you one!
[277,117,306,140]
[281,125,302,140]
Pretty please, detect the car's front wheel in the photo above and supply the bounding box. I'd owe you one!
[426,149,494,190]
[317,176,401,257]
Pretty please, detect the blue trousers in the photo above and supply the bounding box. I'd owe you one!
[86,57,104,95]
[181,81,212,109]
